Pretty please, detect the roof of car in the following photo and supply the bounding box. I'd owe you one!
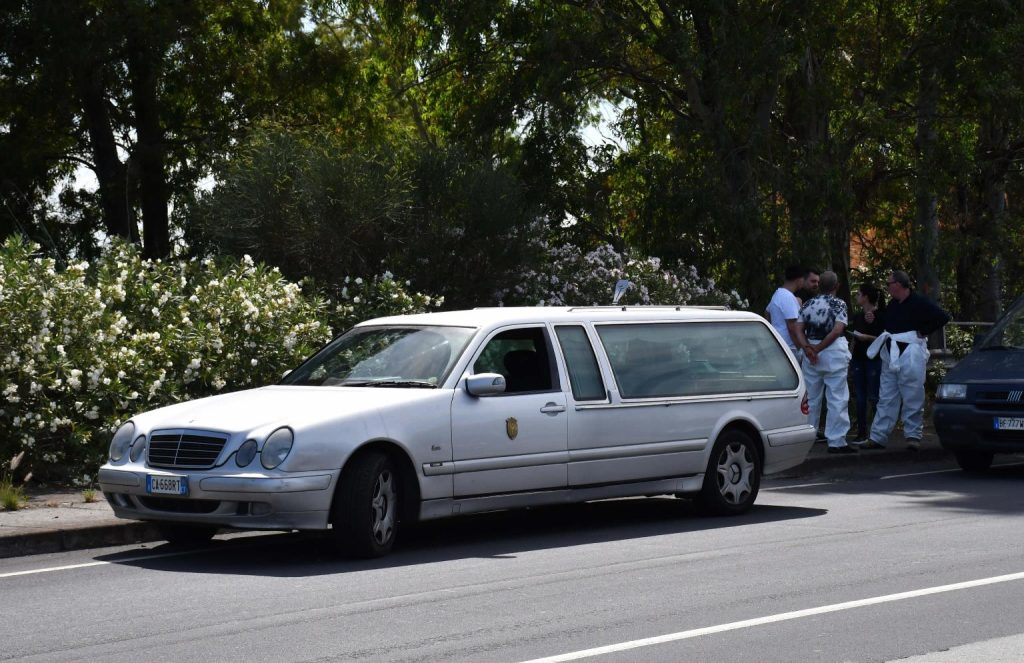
[357,306,762,328]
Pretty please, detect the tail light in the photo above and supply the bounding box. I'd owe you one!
[800,392,809,416]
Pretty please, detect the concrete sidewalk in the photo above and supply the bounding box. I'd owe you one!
[0,431,949,559]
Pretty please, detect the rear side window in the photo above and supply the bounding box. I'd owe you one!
[555,326,606,401]
[596,321,798,398]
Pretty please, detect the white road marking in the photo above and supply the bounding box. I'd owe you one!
[880,468,960,480]
[0,548,207,579]
[518,571,1024,663]
[0,560,109,578]
[882,462,1024,481]
[763,481,835,490]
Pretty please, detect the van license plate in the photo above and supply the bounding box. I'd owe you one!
[147,475,188,496]
[994,417,1024,431]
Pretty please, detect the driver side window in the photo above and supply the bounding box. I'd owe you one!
[474,327,556,394]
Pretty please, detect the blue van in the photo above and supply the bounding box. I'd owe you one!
[933,296,1024,471]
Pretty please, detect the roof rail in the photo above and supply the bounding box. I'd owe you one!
[565,305,729,312]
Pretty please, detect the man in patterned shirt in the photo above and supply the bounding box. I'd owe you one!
[795,271,855,454]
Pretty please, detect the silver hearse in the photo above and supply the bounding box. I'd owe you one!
[99,306,815,557]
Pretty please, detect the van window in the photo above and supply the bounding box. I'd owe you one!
[555,326,606,401]
[473,327,557,394]
[596,321,798,398]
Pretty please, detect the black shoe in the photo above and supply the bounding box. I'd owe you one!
[828,445,858,454]
[906,438,921,451]
[857,440,886,450]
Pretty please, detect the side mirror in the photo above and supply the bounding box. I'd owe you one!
[465,373,507,397]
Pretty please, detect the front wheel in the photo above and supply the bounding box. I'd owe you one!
[330,452,400,558]
[955,450,994,473]
[697,430,762,516]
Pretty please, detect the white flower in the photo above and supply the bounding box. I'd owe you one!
[352,296,361,303]
[355,277,363,285]
[250,358,258,366]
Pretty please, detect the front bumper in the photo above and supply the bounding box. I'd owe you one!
[98,466,339,530]
[933,402,1024,454]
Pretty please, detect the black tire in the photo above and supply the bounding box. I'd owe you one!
[697,429,762,516]
[330,452,400,558]
[157,522,219,546]
[955,450,994,473]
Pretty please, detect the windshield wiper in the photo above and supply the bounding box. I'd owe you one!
[340,378,438,388]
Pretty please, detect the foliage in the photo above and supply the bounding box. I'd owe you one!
[0,476,24,511]
[3,0,1024,328]
[1,450,28,510]
[0,236,438,482]
[187,126,417,285]
[496,243,747,309]
[189,125,549,309]
[327,273,444,334]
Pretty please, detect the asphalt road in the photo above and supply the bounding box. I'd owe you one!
[3,457,1024,663]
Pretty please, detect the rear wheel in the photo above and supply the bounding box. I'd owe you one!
[330,452,400,558]
[157,522,219,546]
[697,429,762,516]
[954,450,994,473]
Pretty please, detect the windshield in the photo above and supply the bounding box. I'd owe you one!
[980,297,1024,350]
[281,325,476,387]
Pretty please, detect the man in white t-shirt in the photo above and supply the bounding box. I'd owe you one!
[766,265,805,355]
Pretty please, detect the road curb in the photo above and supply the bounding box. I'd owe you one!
[0,521,164,560]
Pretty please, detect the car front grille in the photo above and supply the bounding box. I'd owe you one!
[148,430,229,469]
[975,390,1024,411]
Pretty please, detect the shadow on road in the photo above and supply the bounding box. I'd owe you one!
[768,459,1024,515]
[95,497,827,576]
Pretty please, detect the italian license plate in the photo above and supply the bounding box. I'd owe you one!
[146,475,188,496]
[994,417,1024,431]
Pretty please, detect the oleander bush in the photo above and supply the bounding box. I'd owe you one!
[0,237,438,483]
[496,242,747,309]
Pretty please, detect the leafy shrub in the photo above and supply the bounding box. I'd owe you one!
[0,237,438,483]
[496,243,747,309]
[326,272,444,334]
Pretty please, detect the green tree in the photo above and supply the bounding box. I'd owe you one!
[1,0,349,259]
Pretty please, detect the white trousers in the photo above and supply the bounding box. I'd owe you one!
[869,337,928,444]
[802,338,851,447]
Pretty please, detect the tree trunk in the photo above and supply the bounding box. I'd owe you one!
[128,35,169,259]
[913,63,942,305]
[78,65,135,243]
[975,116,1007,321]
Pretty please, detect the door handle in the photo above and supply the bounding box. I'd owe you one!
[540,402,566,415]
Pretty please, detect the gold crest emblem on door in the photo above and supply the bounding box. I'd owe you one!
[505,416,519,440]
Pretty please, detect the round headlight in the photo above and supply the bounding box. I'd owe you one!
[108,422,135,462]
[261,428,293,470]
[129,435,147,462]
[236,439,258,467]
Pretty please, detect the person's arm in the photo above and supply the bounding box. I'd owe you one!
[793,320,817,363]
[917,299,951,337]
[813,320,847,352]
[786,318,802,344]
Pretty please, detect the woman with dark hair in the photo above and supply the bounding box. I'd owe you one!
[848,283,886,442]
